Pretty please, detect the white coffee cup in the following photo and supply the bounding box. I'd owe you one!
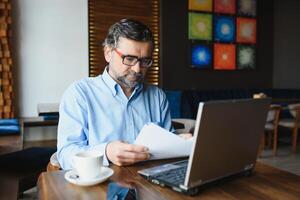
[73,151,103,180]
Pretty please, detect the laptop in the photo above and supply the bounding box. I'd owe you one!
[138,98,271,195]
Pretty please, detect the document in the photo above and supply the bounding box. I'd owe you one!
[134,123,194,160]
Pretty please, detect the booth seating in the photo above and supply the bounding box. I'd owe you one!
[0,119,20,135]
[165,89,300,119]
[165,89,300,154]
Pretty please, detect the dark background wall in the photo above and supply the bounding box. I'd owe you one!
[160,0,274,90]
[273,0,300,89]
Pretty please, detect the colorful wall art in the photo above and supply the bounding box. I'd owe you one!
[237,44,256,69]
[214,15,235,43]
[214,0,236,14]
[237,17,256,44]
[189,13,212,40]
[238,0,256,17]
[214,43,236,70]
[188,0,257,70]
[191,42,212,69]
[189,0,213,12]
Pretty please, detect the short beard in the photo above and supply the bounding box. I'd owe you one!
[117,71,143,88]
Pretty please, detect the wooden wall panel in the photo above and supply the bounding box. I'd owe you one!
[88,0,160,85]
[0,0,13,118]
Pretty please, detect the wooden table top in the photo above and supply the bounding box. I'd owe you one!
[21,117,58,127]
[38,161,300,200]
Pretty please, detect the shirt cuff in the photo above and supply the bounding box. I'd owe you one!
[89,142,110,166]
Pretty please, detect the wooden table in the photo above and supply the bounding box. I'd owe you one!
[21,117,58,127]
[38,160,300,200]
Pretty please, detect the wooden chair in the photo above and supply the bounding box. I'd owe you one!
[172,118,196,134]
[261,105,281,156]
[278,103,300,153]
[47,152,61,172]
[253,93,276,156]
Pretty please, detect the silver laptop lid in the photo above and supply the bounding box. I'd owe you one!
[184,98,270,188]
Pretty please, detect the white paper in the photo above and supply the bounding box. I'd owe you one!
[134,123,194,160]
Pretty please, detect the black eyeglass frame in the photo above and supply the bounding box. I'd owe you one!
[114,49,153,68]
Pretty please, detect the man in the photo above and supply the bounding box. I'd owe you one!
[57,19,190,170]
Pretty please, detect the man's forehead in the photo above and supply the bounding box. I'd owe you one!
[117,37,152,47]
[116,38,152,56]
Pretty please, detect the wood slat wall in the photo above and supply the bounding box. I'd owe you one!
[0,0,13,118]
[88,0,160,86]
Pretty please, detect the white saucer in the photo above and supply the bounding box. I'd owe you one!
[64,167,114,186]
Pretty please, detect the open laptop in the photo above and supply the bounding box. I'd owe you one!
[138,98,271,195]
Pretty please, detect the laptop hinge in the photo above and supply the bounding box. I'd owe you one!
[179,184,188,190]
[180,179,203,190]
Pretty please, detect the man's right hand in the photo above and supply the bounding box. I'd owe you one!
[106,141,150,166]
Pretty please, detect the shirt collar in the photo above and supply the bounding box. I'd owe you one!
[101,67,144,97]
[102,67,118,96]
[134,82,144,94]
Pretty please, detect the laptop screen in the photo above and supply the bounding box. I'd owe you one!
[185,98,270,187]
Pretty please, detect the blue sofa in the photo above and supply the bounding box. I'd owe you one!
[0,119,20,135]
[165,89,300,119]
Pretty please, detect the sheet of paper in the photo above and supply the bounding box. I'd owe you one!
[134,123,194,160]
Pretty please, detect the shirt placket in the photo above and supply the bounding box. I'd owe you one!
[125,101,135,142]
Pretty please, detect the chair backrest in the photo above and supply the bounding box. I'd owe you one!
[266,105,281,124]
[47,152,61,172]
[288,103,300,119]
[252,94,280,124]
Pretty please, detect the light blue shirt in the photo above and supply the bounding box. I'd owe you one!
[57,68,173,170]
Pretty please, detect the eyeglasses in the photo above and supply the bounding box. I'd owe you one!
[114,49,153,68]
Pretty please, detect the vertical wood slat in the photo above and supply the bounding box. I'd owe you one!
[0,0,13,118]
[150,0,159,85]
[88,0,160,86]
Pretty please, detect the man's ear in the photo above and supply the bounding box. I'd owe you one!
[104,46,113,63]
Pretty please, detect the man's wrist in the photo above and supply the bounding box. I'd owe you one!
[105,142,112,164]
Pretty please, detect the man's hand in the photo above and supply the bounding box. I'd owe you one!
[106,141,150,166]
[178,133,193,139]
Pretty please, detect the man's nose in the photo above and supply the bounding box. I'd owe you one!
[131,61,141,73]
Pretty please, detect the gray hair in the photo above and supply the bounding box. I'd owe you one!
[102,18,153,49]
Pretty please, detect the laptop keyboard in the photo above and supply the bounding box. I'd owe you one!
[153,165,187,185]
